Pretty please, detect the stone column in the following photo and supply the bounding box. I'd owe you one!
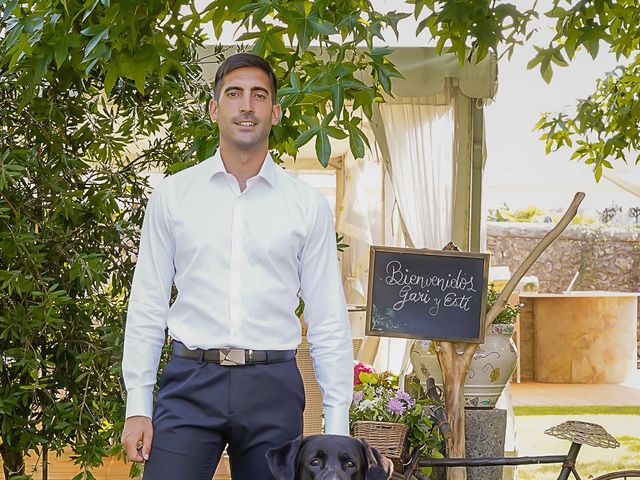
[430,408,507,480]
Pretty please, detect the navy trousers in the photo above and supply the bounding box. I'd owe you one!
[142,353,305,480]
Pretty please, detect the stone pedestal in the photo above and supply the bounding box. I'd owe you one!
[430,408,507,480]
[465,409,507,480]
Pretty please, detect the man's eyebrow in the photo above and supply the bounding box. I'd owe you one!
[222,85,270,96]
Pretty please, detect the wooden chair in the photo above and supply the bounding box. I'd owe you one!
[355,335,380,366]
[296,320,380,435]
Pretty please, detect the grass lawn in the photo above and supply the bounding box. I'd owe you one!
[514,406,640,416]
[514,411,640,480]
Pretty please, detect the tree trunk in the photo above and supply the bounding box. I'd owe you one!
[431,192,585,480]
[0,442,25,480]
[436,341,478,480]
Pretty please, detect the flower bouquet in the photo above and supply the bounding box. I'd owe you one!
[349,362,444,473]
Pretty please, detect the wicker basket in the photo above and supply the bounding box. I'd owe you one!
[353,421,410,472]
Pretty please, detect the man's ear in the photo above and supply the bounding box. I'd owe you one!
[209,99,218,122]
[359,439,394,480]
[272,103,282,125]
[266,436,303,480]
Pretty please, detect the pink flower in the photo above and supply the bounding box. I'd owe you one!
[395,391,415,406]
[386,398,405,415]
[353,361,373,385]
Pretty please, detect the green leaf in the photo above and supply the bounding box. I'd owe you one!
[594,163,603,182]
[104,64,119,95]
[81,0,101,21]
[294,126,319,149]
[347,122,366,159]
[307,13,338,35]
[540,62,553,84]
[326,126,347,140]
[2,0,18,21]
[83,26,109,60]
[585,37,600,59]
[290,72,300,91]
[315,129,331,167]
[330,82,344,119]
[54,36,68,68]
[550,49,568,67]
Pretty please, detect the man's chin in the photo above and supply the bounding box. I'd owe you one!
[224,137,270,152]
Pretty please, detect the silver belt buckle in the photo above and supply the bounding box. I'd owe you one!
[219,348,246,366]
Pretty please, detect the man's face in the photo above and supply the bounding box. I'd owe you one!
[209,66,281,152]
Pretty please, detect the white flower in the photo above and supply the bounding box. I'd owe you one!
[357,399,377,411]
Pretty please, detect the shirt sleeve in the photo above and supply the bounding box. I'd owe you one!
[122,180,175,419]
[299,191,353,435]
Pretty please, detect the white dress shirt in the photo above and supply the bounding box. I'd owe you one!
[122,151,353,434]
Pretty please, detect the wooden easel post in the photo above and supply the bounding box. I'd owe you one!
[437,192,585,480]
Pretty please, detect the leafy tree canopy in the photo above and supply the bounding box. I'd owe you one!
[1,1,638,479]
[0,0,406,478]
[412,0,640,179]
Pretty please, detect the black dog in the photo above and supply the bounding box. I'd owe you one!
[266,434,393,480]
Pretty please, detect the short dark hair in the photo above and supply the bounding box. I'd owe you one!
[214,52,278,104]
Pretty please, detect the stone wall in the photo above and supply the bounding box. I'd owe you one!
[486,222,640,371]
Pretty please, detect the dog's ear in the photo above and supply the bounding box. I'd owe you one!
[359,438,394,480]
[266,436,304,480]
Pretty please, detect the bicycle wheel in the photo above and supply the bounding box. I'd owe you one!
[591,470,640,480]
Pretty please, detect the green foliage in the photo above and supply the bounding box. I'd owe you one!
[409,0,640,179]
[536,57,640,181]
[0,0,214,476]
[0,1,404,477]
[571,215,595,225]
[529,1,640,178]
[486,285,521,325]
[487,204,542,223]
[410,0,538,63]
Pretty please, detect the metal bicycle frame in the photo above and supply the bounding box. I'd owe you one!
[418,441,583,480]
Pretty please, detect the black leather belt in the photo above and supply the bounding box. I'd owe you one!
[172,341,296,366]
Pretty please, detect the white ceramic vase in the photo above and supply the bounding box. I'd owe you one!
[410,324,518,408]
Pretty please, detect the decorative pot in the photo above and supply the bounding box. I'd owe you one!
[409,324,518,408]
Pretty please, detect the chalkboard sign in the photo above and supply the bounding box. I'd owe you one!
[365,246,490,343]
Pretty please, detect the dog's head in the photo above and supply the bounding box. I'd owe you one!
[266,434,393,480]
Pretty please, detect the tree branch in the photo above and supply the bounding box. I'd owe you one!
[484,191,585,329]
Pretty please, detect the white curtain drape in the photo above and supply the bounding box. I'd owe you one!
[381,95,455,250]
[376,92,456,374]
[337,124,383,339]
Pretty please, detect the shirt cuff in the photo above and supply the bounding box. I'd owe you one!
[323,404,350,435]
[125,386,154,419]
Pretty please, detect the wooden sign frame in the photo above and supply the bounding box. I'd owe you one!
[365,246,490,343]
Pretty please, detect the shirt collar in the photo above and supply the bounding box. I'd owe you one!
[207,150,276,187]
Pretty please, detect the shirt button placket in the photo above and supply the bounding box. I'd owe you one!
[229,195,243,344]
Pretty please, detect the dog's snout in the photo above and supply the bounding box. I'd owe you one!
[317,469,350,480]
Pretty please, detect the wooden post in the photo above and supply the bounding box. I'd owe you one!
[436,192,585,480]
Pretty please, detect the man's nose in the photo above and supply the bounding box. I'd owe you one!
[240,95,254,112]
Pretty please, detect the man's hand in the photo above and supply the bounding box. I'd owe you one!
[121,416,153,462]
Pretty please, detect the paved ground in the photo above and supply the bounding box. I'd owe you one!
[511,370,640,407]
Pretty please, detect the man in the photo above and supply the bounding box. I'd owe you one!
[120,52,354,479]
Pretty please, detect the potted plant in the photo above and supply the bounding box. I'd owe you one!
[349,362,444,474]
[409,285,522,408]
